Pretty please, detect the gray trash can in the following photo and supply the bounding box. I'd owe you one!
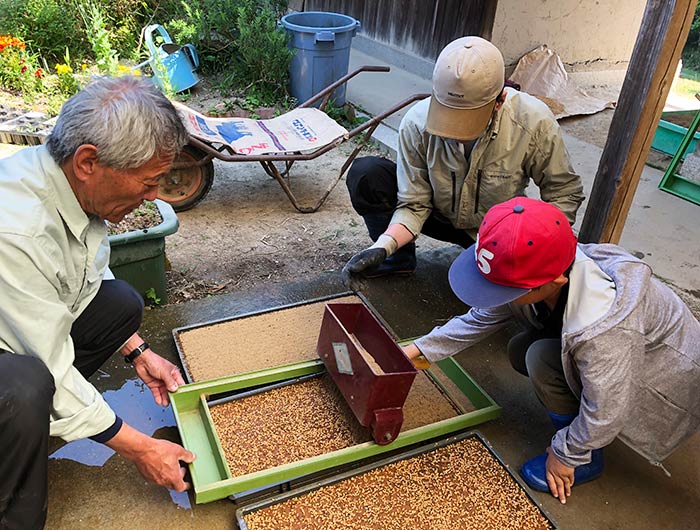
[280,11,360,106]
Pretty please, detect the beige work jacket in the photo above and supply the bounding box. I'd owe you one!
[392,88,585,239]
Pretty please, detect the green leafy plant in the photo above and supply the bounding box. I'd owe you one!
[144,287,161,306]
[324,100,368,128]
[78,1,119,75]
[161,0,292,105]
[151,52,175,98]
[166,11,198,46]
[224,0,293,105]
[103,0,149,61]
[0,0,168,77]
[682,4,700,71]
[0,0,86,65]
[54,49,79,97]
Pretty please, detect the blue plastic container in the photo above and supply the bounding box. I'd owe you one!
[280,11,360,106]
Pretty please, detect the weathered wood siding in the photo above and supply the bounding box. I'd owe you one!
[303,0,494,60]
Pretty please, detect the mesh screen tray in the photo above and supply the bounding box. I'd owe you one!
[235,430,558,530]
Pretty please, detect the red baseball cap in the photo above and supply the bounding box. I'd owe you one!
[448,197,578,308]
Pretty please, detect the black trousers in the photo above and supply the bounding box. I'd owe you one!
[346,156,475,248]
[0,279,143,530]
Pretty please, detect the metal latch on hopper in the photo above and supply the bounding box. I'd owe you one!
[332,342,353,375]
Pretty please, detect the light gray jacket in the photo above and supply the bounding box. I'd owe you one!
[414,244,700,468]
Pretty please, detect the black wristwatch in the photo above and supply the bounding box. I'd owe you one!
[124,341,149,364]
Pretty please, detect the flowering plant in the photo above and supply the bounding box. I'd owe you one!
[0,36,25,53]
[55,63,71,75]
[53,49,80,97]
[0,35,43,98]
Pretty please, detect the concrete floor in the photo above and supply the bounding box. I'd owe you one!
[44,48,700,529]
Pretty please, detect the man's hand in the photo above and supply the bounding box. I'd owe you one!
[107,423,195,492]
[130,437,195,492]
[341,247,387,291]
[545,446,575,504]
[132,349,185,407]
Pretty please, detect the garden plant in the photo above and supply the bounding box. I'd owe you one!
[0,0,295,115]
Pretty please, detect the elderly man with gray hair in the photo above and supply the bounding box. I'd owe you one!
[0,76,194,529]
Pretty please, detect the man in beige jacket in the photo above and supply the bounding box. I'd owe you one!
[343,36,584,286]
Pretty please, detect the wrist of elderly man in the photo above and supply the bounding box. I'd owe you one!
[369,233,399,256]
[120,334,153,364]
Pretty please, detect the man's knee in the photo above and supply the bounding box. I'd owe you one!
[0,354,54,435]
[346,156,398,214]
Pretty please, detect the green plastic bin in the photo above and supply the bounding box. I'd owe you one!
[108,199,179,303]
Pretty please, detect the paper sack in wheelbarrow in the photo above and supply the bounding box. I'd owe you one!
[172,101,349,156]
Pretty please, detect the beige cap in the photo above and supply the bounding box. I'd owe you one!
[427,36,505,141]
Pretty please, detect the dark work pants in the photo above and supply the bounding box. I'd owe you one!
[0,279,143,530]
[507,328,580,415]
[346,156,476,250]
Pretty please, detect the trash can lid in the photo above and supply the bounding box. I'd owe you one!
[280,11,359,33]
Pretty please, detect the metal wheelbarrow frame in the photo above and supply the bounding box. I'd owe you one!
[157,66,429,212]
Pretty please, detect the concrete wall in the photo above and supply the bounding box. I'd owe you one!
[492,0,646,71]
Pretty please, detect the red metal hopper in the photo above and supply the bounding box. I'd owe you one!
[316,302,417,445]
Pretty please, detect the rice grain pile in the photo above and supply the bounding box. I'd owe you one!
[243,437,553,530]
[178,296,359,381]
[210,376,370,477]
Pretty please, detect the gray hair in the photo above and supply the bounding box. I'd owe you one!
[47,76,189,169]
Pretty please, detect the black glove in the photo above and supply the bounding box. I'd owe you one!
[341,247,387,292]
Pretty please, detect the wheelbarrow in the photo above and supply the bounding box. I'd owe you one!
[137,24,200,94]
[157,66,429,212]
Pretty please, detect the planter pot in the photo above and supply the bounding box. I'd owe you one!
[108,199,179,303]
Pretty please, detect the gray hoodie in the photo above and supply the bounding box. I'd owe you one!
[414,243,700,468]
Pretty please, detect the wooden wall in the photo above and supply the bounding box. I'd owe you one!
[302,0,495,60]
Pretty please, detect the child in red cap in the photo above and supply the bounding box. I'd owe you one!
[404,197,700,504]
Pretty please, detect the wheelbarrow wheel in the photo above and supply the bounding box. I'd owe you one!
[157,145,214,212]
